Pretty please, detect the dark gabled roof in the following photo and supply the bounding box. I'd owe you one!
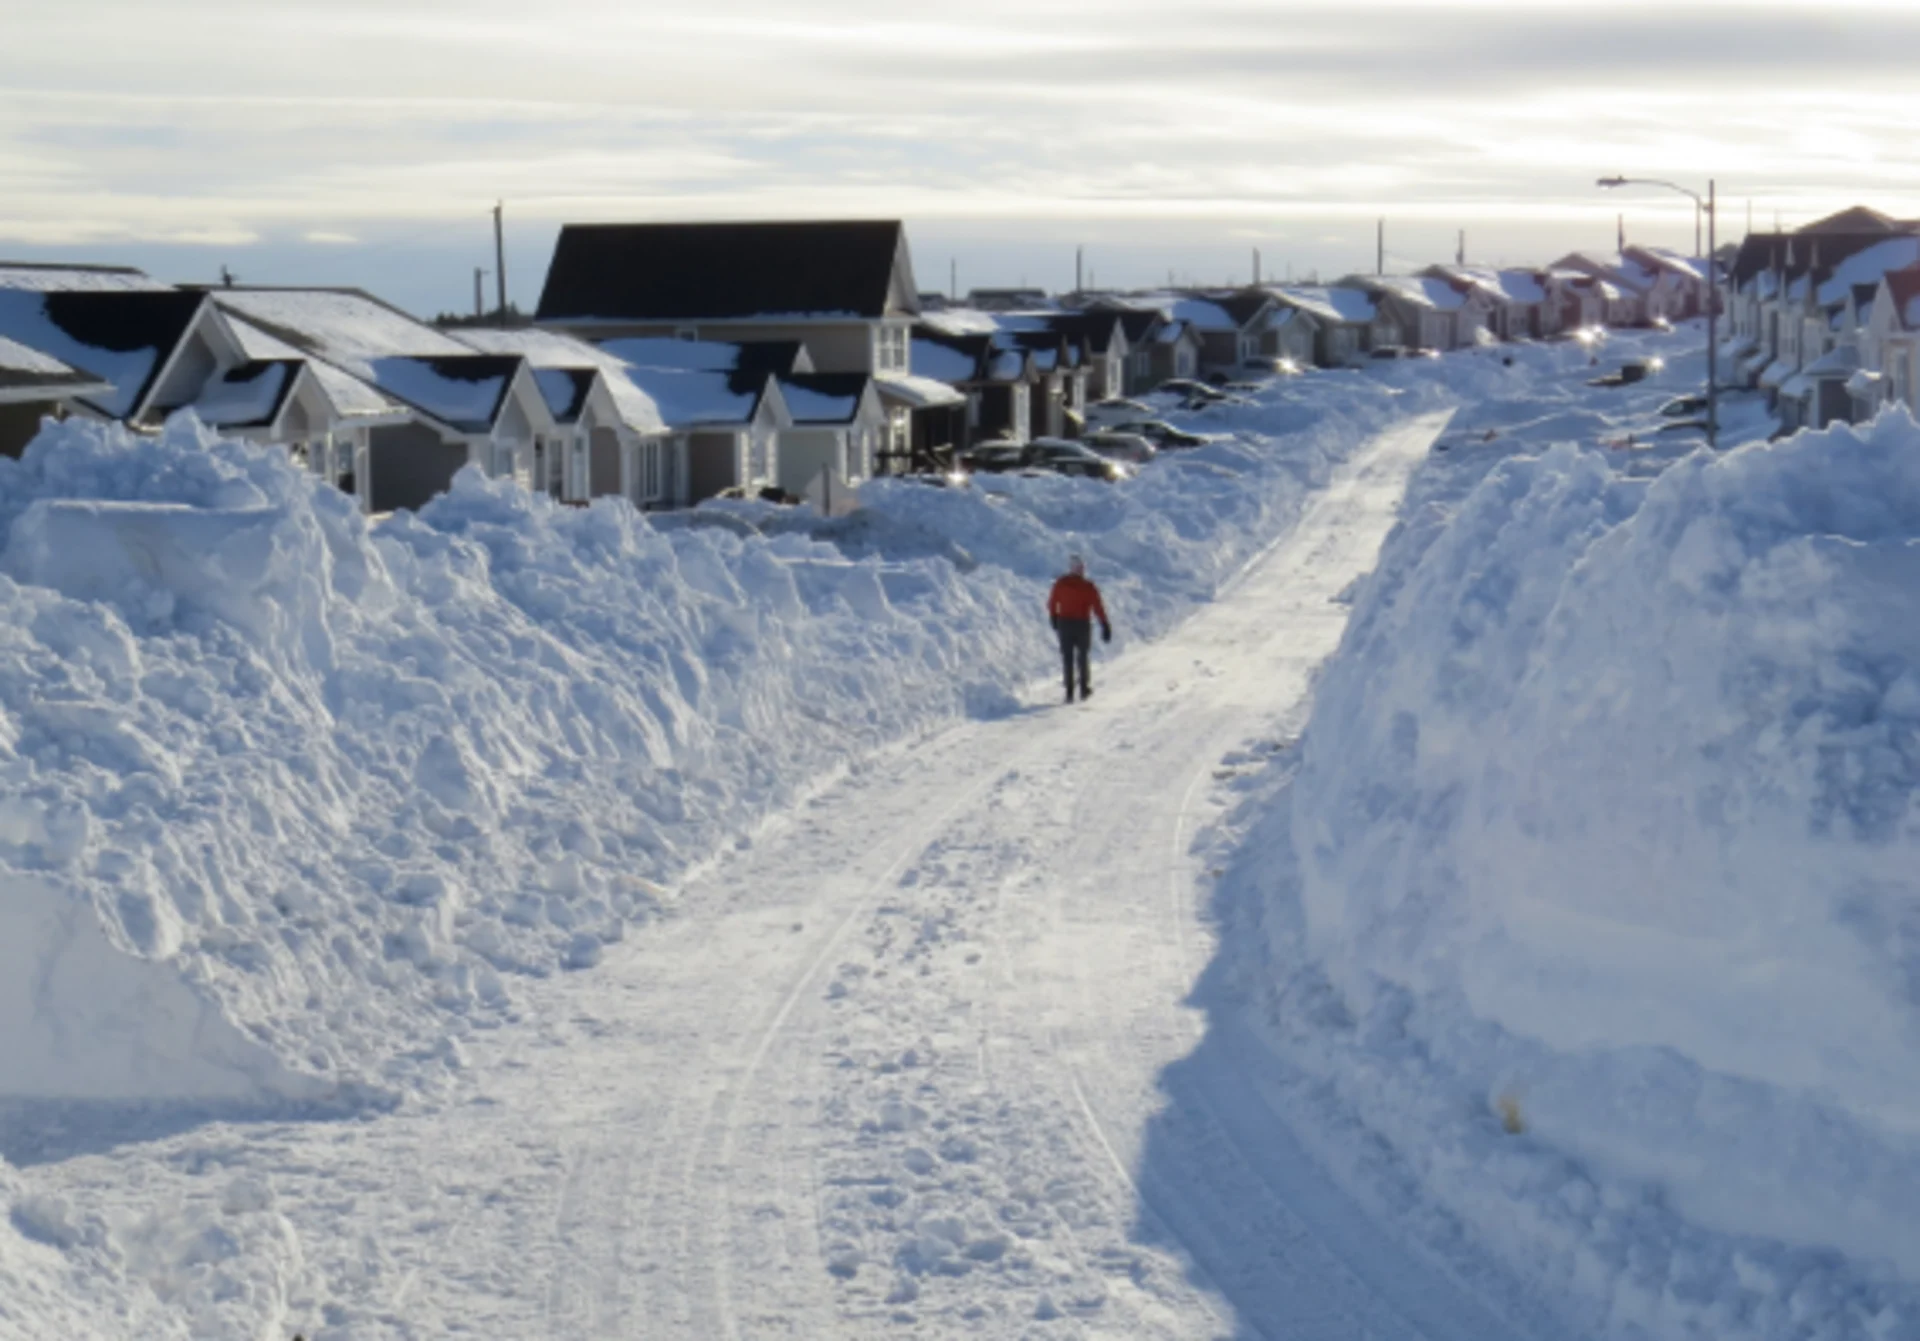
[531,366,596,422]
[371,353,523,432]
[1210,289,1276,327]
[1112,309,1163,343]
[0,289,209,419]
[1730,233,1787,285]
[1799,206,1904,236]
[536,220,913,324]
[731,340,809,376]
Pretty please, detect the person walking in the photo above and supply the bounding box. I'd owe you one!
[1047,554,1111,703]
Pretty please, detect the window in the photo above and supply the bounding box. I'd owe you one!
[674,326,699,342]
[876,325,908,372]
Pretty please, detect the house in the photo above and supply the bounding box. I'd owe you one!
[453,327,669,505]
[774,374,886,497]
[1865,269,1920,417]
[1621,246,1712,322]
[912,324,1034,445]
[0,334,111,456]
[1549,253,1656,327]
[1423,266,1549,341]
[1145,317,1206,384]
[1110,309,1168,392]
[0,288,252,430]
[612,365,791,503]
[1267,286,1378,365]
[1343,276,1458,350]
[535,220,919,376]
[207,287,559,513]
[536,220,946,473]
[996,311,1130,401]
[1165,291,1277,373]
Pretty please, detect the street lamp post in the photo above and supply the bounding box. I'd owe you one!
[1598,175,1718,448]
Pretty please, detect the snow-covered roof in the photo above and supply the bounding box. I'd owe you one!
[1166,297,1240,332]
[1846,367,1884,398]
[190,359,297,428]
[1368,276,1458,311]
[211,291,541,433]
[622,366,770,428]
[1814,237,1920,306]
[210,288,471,375]
[532,367,595,423]
[0,289,208,419]
[1800,344,1861,379]
[366,356,520,433]
[909,335,980,384]
[917,308,1003,338]
[779,373,870,425]
[455,327,666,433]
[1277,285,1377,325]
[0,332,111,402]
[874,372,966,409]
[221,313,400,421]
[1759,357,1798,389]
[0,263,169,293]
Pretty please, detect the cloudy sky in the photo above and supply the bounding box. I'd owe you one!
[8,0,1920,314]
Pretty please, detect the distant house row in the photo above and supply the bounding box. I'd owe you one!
[0,220,1712,514]
[1719,205,1920,434]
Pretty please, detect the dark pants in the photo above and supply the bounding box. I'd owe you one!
[1056,619,1092,698]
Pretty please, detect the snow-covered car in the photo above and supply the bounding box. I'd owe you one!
[1658,393,1710,418]
[1079,431,1157,465]
[1240,357,1304,377]
[1084,397,1156,429]
[1369,345,1440,361]
[1111,419,1210,449]
[1024,438,1129,480]
[955,441,1027,474]
[1155,378,1227,402]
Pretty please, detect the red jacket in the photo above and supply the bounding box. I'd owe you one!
[1048,573,1109,626]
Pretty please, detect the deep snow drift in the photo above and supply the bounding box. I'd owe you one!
[0,377,1413,1126]
[1220,356,1920,1337]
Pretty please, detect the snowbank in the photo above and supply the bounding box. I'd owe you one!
[0,380,1400,1115]
[1283,404,1920,1328]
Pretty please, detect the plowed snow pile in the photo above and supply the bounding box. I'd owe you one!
[0,388,1404,1124]
[1273,407,1920,1335]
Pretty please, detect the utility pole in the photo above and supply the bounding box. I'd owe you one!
[1376,219,1384,275]
[1707,178,1718,449]
[1617,213,1625,251]
[950,258,956,301]
[1076,245,1083,294]
[1456,230,1465,266]
[473,268,487,319]
[1253,248,1261,286]
[492,201,507,324]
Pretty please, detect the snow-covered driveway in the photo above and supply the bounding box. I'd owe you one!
[185,409,1557,1338]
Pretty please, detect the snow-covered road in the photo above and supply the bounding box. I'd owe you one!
[46,409,1579,1338]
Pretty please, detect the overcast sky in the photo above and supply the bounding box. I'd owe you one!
[8,0,1920,314]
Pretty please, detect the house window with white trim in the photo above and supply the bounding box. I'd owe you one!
[876,325,909,373]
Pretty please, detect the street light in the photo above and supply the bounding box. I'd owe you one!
[1598,175,1718,448]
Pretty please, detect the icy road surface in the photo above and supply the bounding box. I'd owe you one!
[129,411,1567,1337]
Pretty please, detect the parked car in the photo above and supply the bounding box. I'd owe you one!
[1024,437,1130,480]
[1155,378,1227,402]
[956,441,1027,474]
[1111,419,1210,449]
[1658,393,1709,418]
[1369,345,1440,361]
[1084,396,1156,429]
[1240,356,1303,377]
[1079,430,1157,465]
